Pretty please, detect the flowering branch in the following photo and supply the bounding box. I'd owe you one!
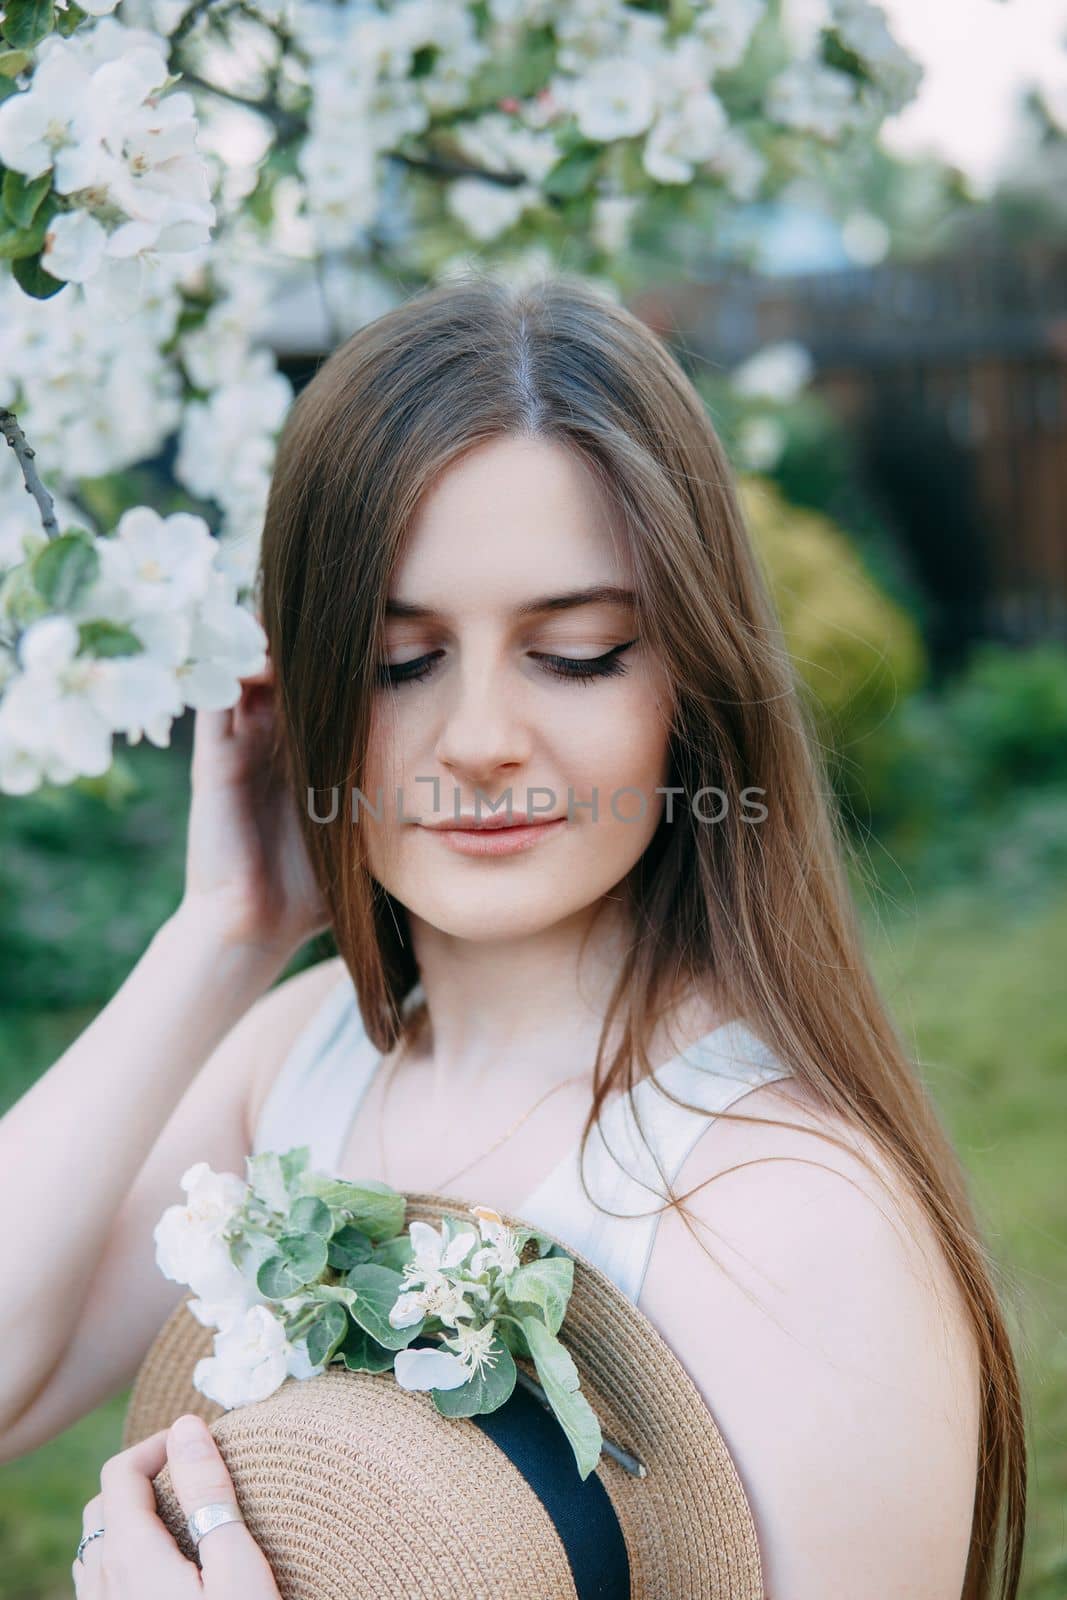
[0,0,923,795]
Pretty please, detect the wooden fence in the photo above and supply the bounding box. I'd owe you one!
[635,243,1067,647]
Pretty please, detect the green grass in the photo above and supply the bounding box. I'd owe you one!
[1,884,1064,1598]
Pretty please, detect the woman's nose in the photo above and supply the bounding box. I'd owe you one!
[432,653,532,780]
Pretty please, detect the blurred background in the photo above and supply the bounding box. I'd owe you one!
[2,0,1066,1595]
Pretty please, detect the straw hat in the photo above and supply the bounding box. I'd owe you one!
[126,1190,764,1599]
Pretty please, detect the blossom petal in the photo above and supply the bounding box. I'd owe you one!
[393,1346,470,1392]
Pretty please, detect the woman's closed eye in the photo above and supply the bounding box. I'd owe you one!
[376,639,639,689]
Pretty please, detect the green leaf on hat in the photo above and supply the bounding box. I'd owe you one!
[305,1301,349,1367]
[327,1223,374,1270]
[345,1262,421,1349]
[289,1195,333,1238]
[370,1233,414,1273]
[521,1317,603,1480]
[338,1319,396,1373]
[278,1231,329,1281]
[503,1257,574,1334]
[302,1174,405,1241]
[430,1337,517,1418]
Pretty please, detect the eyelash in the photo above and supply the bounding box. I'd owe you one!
[376,639,639,690]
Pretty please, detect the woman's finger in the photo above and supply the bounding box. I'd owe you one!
[98,1427,193,1589]
[81,1492,105,1535]
[73,1494,107,1597]
[164,1414,279,1593]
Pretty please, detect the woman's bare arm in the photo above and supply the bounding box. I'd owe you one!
[639,1081,982,1599]
[0,917,304,1459]
[0,672,331,1461]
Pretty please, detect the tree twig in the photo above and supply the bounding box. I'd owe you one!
[390,149,528,187]
[176,70,304,139]
[513,1365,647,1477]
[0,409,60,539]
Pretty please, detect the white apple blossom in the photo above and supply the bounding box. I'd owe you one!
[403,1219,479,1282]
[692,0,762,74]
[153,1161,250,1284]
[830,0,924,110]
[40,212,108,284]
[440,1316,501,1380]
[643,93,728,185]
[567,58,658,142]
[388,1272,486,1328]
[469,1204,522,1277]
[0,613,186,792]
[764,60,864,141]
[193,1304,319,1409]
[445,178,542,243]
[393,1343,471,1392]
[0,28,214,311]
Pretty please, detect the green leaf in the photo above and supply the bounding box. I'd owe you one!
[2,0,55,50]
[278,1230,328,1282]
[0,207,49,260]
[339,1320,395,1373]
[31,532,98,609]
[279,1146,310,1187]
[54,0,86,36]
[77,620,143,658]
[301,1174,404,1241]
[541,144,601,200]
[344,1262,419,1350]
[327,1223,373,1270]
[495,1316,533,1361]
[3,169,49,227]
[371,1234,414,1273]
[289,1195,333,1238]
[11,248,65,298]
[431,1336,516,1417]
[256,1253,303,1299]
[520,1317,603,1480]
[305,1301,349,1367]
[503,1257,573,1334]
[0,48,32,77]
[245,1151,289,1212]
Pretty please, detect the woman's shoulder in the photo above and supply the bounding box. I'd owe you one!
[241,955,352,1145]
[638,1074,982,1599]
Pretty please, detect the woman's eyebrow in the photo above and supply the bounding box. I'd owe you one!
[384,585,637,620]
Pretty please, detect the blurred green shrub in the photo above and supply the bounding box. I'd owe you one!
[738,474,926,808]
[859,642,1067,903]
[0,741,188,1011]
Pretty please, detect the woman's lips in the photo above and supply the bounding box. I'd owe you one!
[424,817,568,857]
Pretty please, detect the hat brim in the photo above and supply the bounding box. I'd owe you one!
[127,1190,764,1598]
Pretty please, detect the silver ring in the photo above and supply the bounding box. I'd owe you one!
[76,1526,105,1563]
[186,1501,245,1549]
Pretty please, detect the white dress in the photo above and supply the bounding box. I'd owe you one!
[253,971,795,1305]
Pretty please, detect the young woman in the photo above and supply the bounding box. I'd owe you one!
[0,274,1024,1599]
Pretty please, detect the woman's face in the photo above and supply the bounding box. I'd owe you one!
[361,433,676,943]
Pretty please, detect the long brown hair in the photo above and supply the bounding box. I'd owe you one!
[256,271,1025,1598]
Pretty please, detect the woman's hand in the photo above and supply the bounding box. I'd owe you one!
[74,1413,281,1599]
[182,652,331,960]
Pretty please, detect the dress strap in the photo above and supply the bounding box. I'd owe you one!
[252,971,376,1170]
[519,1020,795,1305]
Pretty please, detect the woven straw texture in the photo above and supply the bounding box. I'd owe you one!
[127,1191,765,1599]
